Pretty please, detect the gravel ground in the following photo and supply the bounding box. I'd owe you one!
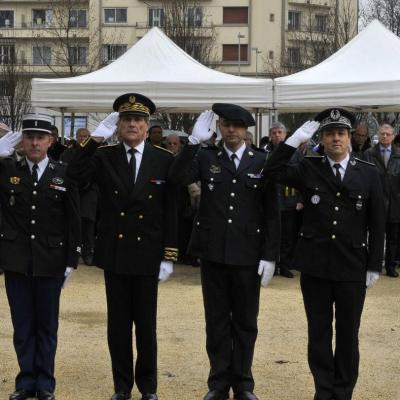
[0,265,399,400]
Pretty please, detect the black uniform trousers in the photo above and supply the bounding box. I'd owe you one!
[385,222,400,269]
[4,271,63,393]
[300,274,366,400]
[81,217,95,258]
[279,209,299,269]
[201,261,260,394]
[104,271,158,395]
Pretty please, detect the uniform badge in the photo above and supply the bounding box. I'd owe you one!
[356,200,363,210]
[52,177,64,185]
[10,176,20,185]
[49,163,55,170]
[248,151,254,157]
[208,183,214,191]
[350,159,356,166]
[330,109,341,120]
[311,194,320,205]
[210,164,221,174]
[217,151,222,157]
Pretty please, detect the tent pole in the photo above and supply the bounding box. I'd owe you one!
[60,108,65,144]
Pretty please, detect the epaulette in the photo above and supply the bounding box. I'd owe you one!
[354,157,376,166]
[154,145,173,155]
[304,155,324,159]
[99,143,117,149]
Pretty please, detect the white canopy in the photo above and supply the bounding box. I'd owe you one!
[274,20,400,112]
[31,27,272,112]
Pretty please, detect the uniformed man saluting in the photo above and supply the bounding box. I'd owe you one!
[67,93,178,400]
[264,109,385,400]
[169,104,280,400]
[0,114,81,400]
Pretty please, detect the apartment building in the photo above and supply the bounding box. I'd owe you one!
[0,0,358,79]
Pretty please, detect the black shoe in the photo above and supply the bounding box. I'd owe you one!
[37,391,55,400]
[386,268,399,277]
[111,393,132,400]
[141,394,158,400]
[279,266,294,278]
[234,391,259,400]
[203,390,229,400]
[9,390,35,400]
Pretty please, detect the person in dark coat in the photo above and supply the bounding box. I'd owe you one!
[363,123,400,277]
[169,104,280,400]
[350,122,371,158]
[0,114,81,400]
[61,128,98,265]
[264,108,385,400]
[66,93,178,400]
[47,126,67,161]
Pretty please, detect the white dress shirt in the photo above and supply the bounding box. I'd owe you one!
[327,153,350,180]
[223,142,246,169]
[26,156,49,181]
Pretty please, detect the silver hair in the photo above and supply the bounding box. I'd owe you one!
[269,122,287,133]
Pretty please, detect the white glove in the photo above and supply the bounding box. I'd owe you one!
[62,267,74,289]
[366,271,379,289]
[189,110,215,144]
[258,260,276,287]
[91,112,119,140]
[286,121,320,148]
[0,130,22,157]
[158,261,173,283]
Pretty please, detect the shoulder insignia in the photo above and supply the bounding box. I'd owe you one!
[80,136,92,148]
[154,145,173,155]
[57,160,64,165]
[304,155,324,159]
[99,143,117,149]
[354,158,376,166]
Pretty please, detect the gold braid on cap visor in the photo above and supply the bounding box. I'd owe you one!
[119,102,150,116]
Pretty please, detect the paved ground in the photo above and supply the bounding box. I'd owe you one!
[0,265,399,400]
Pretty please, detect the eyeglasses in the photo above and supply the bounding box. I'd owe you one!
[379,132,394,137]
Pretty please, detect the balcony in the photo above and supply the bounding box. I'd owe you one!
[0,23,89,39]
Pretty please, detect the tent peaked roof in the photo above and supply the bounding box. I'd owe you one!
[31,27,272,112]
[274,20,400,111]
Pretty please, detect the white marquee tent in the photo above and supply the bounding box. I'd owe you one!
[274,20,400,112]
[31,27,272,113]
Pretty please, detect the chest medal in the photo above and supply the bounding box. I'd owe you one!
[311,194,320,205]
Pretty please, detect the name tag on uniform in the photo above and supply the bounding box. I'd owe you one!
[150,179,166,185]
[247,173,263,179]
[50,184,67,192]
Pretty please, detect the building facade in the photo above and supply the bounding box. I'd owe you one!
[0,0,358,79]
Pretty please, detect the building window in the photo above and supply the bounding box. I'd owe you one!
[68,46,87,65]
[32,9,53,27]
[104,8,127,24]
[188,7,203,27]
[288,11,301,31]
[102,44,127,63]
[270,13,275,22]
[287,47,300,65]
[149,8,164,27]
[33,46,51,65]
[222,44,248,62]
[0,44,15,64]
[223,7,248,24]
[0,10,14,28]
[314,14,328,32]
[69,9,87,28]
[268,50,274,60]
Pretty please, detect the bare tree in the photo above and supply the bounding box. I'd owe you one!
[0,40,32,131]
[154,0,217,132]
[361,0,400,34]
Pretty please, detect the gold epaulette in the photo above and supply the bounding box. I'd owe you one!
[164,247,178,262]
[154,145,173,155]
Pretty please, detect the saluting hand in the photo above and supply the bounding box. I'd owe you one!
[258,260,276,287]
[286,120,320,148]
[0,130,22,157]
[91,112,119,142]
[189,110,216,144]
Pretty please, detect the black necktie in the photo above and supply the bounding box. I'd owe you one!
[333,163,341,185]
[128,148,137,185]
[32,164,38,182]
[230,153,237,169]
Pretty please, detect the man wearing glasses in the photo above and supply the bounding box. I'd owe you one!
[169,104,280,400]
[364,124,400,277]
